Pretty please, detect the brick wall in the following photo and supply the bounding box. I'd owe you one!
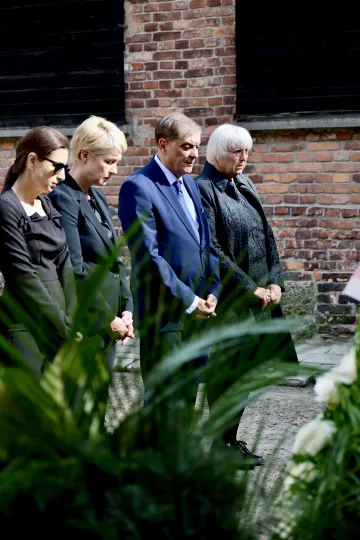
[249,129,360,336]
[0,0,359,337]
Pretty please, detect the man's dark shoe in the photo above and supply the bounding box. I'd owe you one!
[225,440,264,469]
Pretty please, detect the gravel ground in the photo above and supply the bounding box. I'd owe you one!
[106,372,324,479]
[105,373,325,537]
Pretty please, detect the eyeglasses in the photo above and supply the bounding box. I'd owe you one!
[42,157,67,173]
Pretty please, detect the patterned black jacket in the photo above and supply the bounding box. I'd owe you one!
[195,161,285,306]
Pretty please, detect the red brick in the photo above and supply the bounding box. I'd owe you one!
[159,61,174,69]
[300,195,316,204]
[159,80,173,89]
[288,163,322,173]
[284,195,299,204]
[323,163,358,172]
[144,23,158,32]
[153,31,181,41]
[337,130,352,140]
[307,142,340,151]
[342,209,358,218]
[144,81,159,89]
[159,21,175,31]
[144,43,157,51]
[315,152,332,161]
[307,207,324,216]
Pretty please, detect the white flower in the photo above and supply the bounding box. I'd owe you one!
[283,460,317,491]
[314,347,357,404]
[292,415,336,456]
[332,346,357,383]
[314,373,342,404]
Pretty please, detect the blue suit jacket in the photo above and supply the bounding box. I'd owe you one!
[118,157,221,331]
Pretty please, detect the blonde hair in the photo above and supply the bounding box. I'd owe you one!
[206,124,253,165]
[70,115,127,163]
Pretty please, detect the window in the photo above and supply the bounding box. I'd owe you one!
[0,0,125,128]
[236,1,360,120]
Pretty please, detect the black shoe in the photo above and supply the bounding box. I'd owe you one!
[225,440,264,469]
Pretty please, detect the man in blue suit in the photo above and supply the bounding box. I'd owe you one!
[118,112,221,406]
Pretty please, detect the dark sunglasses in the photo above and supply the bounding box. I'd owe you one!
[42,156,67,173]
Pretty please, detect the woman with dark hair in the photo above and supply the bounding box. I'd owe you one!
[195,124,298,467]
[0,126,78,373]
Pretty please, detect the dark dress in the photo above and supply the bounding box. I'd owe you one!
[49,172,133,368]
[0,189,76,372]
[195,162,298,442]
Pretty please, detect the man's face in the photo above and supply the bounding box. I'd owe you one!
[159,130,201,178]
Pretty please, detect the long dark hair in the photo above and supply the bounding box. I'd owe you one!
[1,126,69,194]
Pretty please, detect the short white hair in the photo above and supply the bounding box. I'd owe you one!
[206,124,253,165]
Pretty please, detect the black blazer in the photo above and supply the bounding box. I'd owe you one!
[0,189,76,356]
[196,162,298,364]
[49,173,133,336]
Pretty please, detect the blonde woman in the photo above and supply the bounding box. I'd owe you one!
[49,116,133,368]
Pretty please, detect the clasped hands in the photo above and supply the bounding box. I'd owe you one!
[254,284,282,308]
[108,310,135,345]
[192,293,218,320]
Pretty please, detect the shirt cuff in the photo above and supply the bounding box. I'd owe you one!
[186,295,199,314]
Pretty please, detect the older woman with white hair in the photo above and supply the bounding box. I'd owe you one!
[49,115,133,369]
[195,123,298,465]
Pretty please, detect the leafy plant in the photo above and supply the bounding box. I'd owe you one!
[0,239,309,538]
[271,320,360,540]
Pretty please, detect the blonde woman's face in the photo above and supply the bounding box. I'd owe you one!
[83,148,122,186]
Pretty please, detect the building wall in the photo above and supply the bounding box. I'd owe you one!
[0,0,359,336]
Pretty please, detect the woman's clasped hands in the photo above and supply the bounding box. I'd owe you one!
[254,284,282,308]
[109,311,134,345]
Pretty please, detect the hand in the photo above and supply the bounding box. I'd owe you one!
[121,323,135,345]
[108,316,129,342]
[268,284,282,304]
[125,323,135,339]
[254,287,271,308]
[192,297,217,320]
[121,311,133,326]
[75,331,83,342]
[205,294,218,310]
[120,312,135,345]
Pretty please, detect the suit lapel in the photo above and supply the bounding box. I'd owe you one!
[81,196,114,250]
[64,174,114,251]
[90,187,117,241]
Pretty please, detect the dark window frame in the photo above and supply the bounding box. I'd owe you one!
[235,1,360,122]
[0,0,125,129]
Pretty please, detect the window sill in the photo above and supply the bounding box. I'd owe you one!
[235,112,360,131]
[0,124,130,138]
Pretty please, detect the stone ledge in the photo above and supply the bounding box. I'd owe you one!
[278,374,316,388]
